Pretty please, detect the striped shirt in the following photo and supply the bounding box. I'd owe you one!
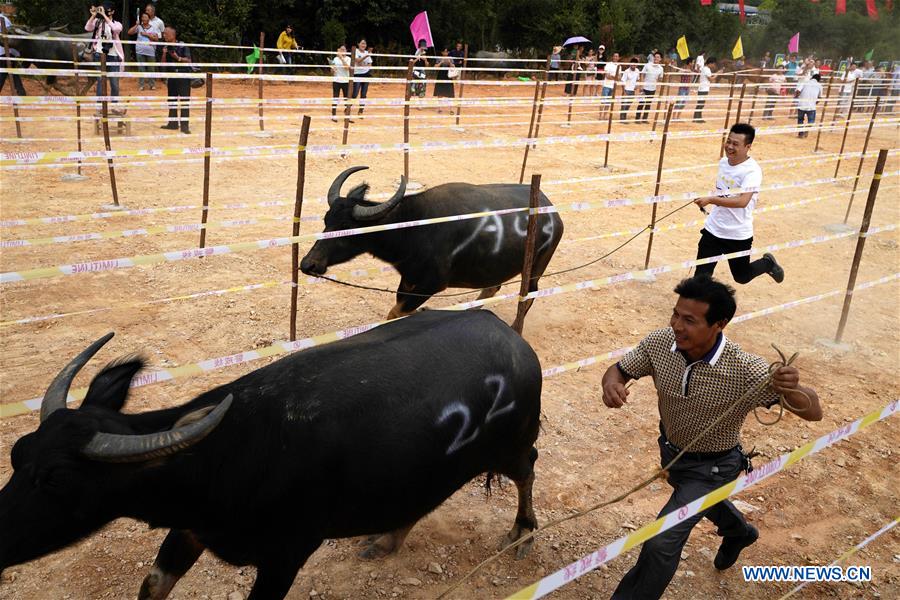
[617,328,780,453]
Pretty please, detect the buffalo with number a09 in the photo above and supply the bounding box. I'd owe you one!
[301,166,564,319]
[0,310,542,600]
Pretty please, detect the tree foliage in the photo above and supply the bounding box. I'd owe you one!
[10,0,898,62]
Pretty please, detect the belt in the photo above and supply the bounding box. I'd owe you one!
[659,422,738,460]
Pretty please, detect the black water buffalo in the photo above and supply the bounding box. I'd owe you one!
[473,50,514,78]
[301,167,564,319]
[6,29,93,94]
[0,310,541,599]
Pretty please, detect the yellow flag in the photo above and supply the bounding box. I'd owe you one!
[732,36,744,60]
[676,36,690,60]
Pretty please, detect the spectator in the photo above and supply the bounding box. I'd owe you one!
[693,123,784,285]
[548,46,561,81]
[85,2,124,113]
[619,59,640,122]
[760,51,771,69]
[351,38,373,117]
[563,47,583,97]
[144,2,164,61]
[276,24,299,67]
[410,40,428,108]
[599,51,620,118]
[693,57,716,122]
[433,47,455,112]
[636,52,663,123]
[839,62,862,115]
[0,13,27,96]
[449,41,465,68]
[159,25,191,134]
[889,63,900,114]
[672,57,695,121]
[128,12,158,91]
[584,48,598,96]
[763,66,786,120]
[330,44,351,121]
[795,73,822,138]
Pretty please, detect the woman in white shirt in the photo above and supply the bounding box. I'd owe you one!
[127,12,159,91]
[85,2,124,111]
[619,59,640,122]
[330,45,351,121]
[351,38,373,116]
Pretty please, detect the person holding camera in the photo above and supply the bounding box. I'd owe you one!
[85,2,124,113]
[160,25,192,134]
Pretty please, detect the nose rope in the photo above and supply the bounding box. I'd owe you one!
[311,197,700,297]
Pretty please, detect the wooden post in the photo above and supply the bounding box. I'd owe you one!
[199,73,214,248]
[833,78,859,178]
[814,74,834,152]
[602,64,621,168]
[342,45,355,149]
[643,104,674,269]
[651,69,667,133]
[842,96,881,224]
[289,115,312,341]
[511,174,542,336]
[2,19,22,138]
[454,44,468,128]
[532,81,548,147]
[72,45,83,177]
[403,60,414,180]
[99,54,119,207]
[257,32,265,132]
[733,82,747,124]
[719,74,737,158]
[747,72,761,123]
[519,79,542,184]
[834,149,888,343]
[519,80,541,184]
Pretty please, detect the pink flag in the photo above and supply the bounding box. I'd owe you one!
[787,32,799,54]
[409,11,434,48]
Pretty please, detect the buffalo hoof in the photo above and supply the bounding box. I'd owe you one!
[499,527,534,560]
[357,537,395,560]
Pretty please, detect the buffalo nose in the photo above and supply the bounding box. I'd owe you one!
[300,256,324,276]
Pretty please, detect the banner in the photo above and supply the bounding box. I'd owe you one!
[788,32,799,54]
[867,0,879,19]
[732,36,744,60]
[739,0,746,22]
[409,11,434,48]
[836,0,846,15]
[676,36,690,60]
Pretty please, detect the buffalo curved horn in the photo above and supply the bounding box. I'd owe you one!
[327,166,369,207]
[40,332,115,423]
[81,394,234,463]
[351,175,407,222]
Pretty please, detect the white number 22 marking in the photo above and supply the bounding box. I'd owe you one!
[439,375,515,455]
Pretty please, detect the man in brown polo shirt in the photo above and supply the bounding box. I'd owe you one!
[602,276,821,600]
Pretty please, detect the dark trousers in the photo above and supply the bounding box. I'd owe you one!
[763,90,778,118]
[695,228,773,284]
[352,72,370,99]
[0,70,26,95]
[636,89,655,122]
[166,77,191,130]
[619,90,635,120]
[694,91,708,120]
[332,81,349,115]
[612,435,751,600]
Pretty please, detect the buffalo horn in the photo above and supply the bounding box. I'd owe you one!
[327,166,369,207]
[81,394,233,463]
[351,175,407,222]
[40,332,115,423]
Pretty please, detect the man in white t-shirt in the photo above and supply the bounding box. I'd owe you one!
[619,60,640,122]
[599,52,620,119]
[636,52,663,123]
[693,57,715,122]
[795,73,822,138]
[693,123,784,285]
[839,62,862,115]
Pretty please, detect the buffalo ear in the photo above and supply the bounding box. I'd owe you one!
[346,183,370,202]
[81,356,146,413]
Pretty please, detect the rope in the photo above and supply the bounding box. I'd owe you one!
[437,344,811,598]
[314,198,701,298]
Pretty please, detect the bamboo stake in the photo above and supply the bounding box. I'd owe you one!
[814,74,834,152]
[99,54,119,207]
[719,73,737,158]
[519,78,542,184]
[643,104,674,269]
[512,174,542,336]
[257,32,265,132]
[833,78,859,178]
[199,73,214,248]
[290,115,313,341]
[403,60,414,180]
[532,81,548,147]
[454,44,468,128]
[602,64,621,168]
[843,96,881,224]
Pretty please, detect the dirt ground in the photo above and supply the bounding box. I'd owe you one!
[1,74,898,600]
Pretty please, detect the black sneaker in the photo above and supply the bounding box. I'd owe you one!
[160,123,178,130]
[714,524,758,570]
[180,127,191,135]
[764,253,785,283]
